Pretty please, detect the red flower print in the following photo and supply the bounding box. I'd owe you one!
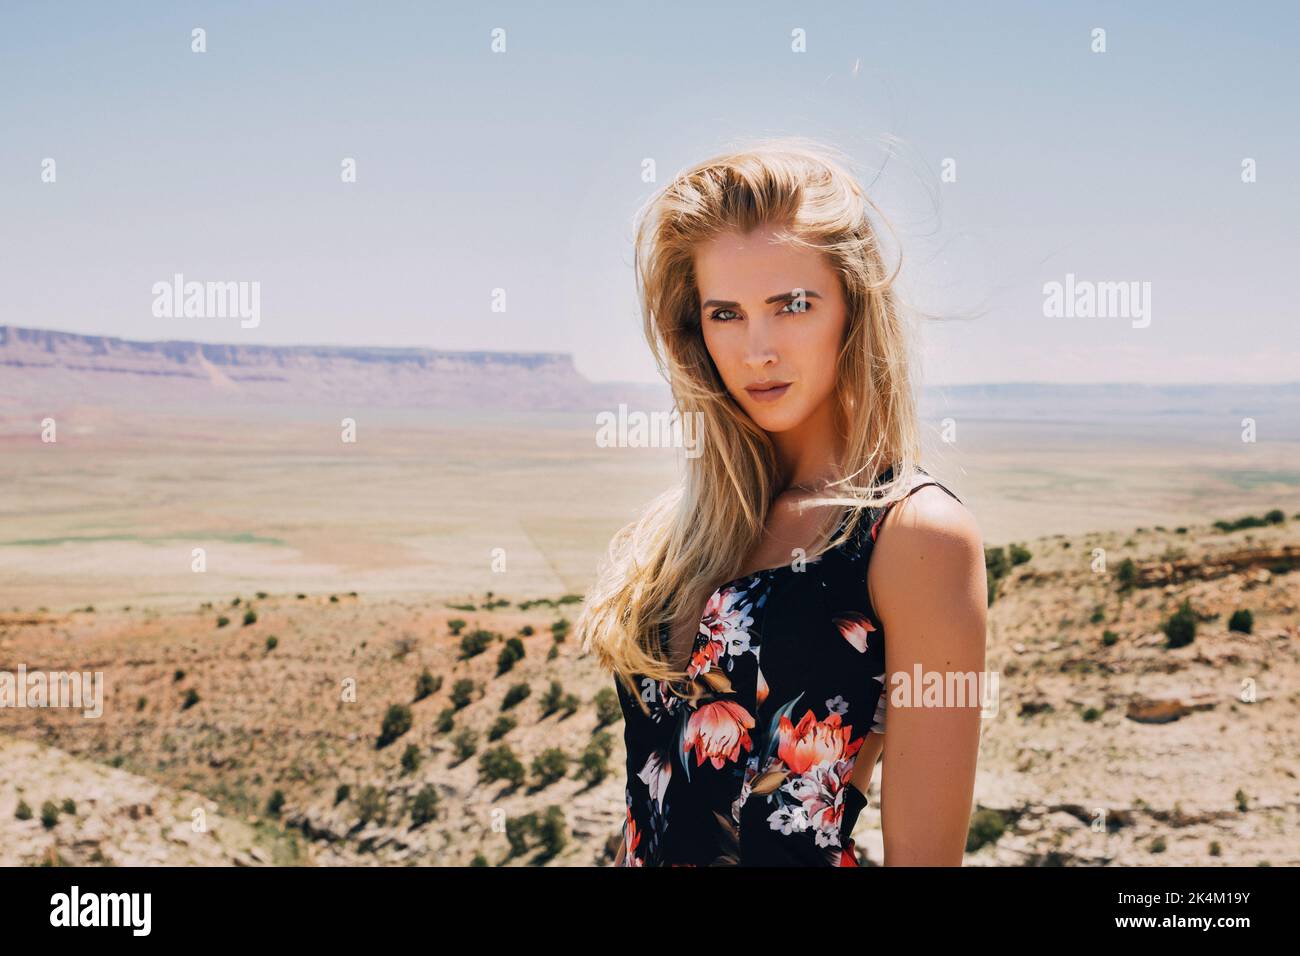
[622,806,643,867]
[683,699,755,769]
[775,709,863,776]
[833,612,877,653]
[688,587,754,679]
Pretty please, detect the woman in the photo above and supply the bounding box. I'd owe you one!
[576,138,987,867]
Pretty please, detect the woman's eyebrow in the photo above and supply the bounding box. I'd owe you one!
[700,289,823,309]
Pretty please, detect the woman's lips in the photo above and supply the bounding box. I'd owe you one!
[745,381,792,403]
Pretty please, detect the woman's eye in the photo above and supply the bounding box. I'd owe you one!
[708,308,740,322]
[780,299,812,314]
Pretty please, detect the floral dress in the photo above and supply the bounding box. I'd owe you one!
[614,466,962,866]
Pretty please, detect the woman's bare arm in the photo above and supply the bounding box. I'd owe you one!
[870,485,988,866]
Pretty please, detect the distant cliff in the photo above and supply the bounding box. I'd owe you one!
[0,325,668,412]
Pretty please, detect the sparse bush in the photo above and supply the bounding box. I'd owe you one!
[479,745,525,787]
[966,808,1006,852]
[450,678,477,710]
[1082,706,1102,722]
[356,785,386,825]
[550,618,570,642]
[410,784,439,826]
[400,744,422,774]
[1101,630,1119,646]
[216,615,230,628]
[540,680,565,717]
[501,683,530,710]
[1235,788,1249,812]
[15,800,31,821]
[531,747,569,787]
[414,668,441,702]
[266,790,285,817]
[505,812,536,857]
[256,591,268,599]
[181,688,200,710]
[334,784,350,806]
[452,728,478,762]
[242,608,257,626]
[1009,543,1032,566]
[1150,836,1166,853]
[579,732,613,784]
[435,708,456,733]
[377,703,413,747]
[519,624,535,637]
[40,801,59,829]
[447,618,467,636]
[488,715,517,741]
[535,805,568,859]
[1228,609,1253,634]
[265,635,278,652]
[173,669,185,682]
[497,637,526,675]
[460,629,493,659]
[593,687,621,727]
[1116,557,1137,590]
[1162,598,1197,648]
[61,798,76,815]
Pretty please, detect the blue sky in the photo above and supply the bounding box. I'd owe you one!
[1,0,1296,384]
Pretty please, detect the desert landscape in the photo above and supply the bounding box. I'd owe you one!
[1,325,1297,865]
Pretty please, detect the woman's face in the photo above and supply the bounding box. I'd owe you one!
[694,225,848,434]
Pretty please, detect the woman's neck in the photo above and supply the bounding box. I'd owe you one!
[770,396,844,492]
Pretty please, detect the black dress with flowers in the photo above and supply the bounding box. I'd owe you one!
[614,466,962,866]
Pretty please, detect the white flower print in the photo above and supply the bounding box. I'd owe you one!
[825,694,849,717]
[870,672,887,734]
[637,749,672,812]
[689,586,756,678]
[767,801,810,836]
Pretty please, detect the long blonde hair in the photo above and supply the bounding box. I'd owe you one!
[576,136,926,707]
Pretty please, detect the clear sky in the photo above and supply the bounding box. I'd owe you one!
[1,0,1296,384]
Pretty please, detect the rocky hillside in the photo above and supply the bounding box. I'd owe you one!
[1,513,1296,866]
[0,324,667,412]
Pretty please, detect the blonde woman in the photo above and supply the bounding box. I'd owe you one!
[577,138,987,867]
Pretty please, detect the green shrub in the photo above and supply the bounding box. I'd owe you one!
[400,744,421,774]
[452,728,478,762]
[410,784,439,826]
[40,801,59,829]
[534,805,567,859]
[15,800,31,821]
[497,637,526,675]
[1116,557,1137,590]
[1009,543,1032,566]
[1228,609,1253,634]
[593,687,621,727]
[216,615,230,628]
[1162,598,1197,648]
[531,747,569,787]
[334,784,350,805]
[965,808,1006,852]
[356,785,387,825]
[501,683,530,710]
[450,678,477,709]
[181,688,200,709]
[479,745,525,787]
[435,708,456,733]
[447,618,467,636]
[61,798,76,815]
[265,635,278,652]
[459,629,494,659]
[1101,630,1119,646]
[243,608,257,626]
[488,715,517,741]
[266,790,285,817]
[377,703,413,747]
[414,668,441,702]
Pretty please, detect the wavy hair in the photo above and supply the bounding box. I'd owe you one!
[576,136,927,711]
